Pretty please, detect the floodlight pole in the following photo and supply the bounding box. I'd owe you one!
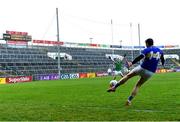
[130,23,134,61]
[119,40,122,47]
[56,8,61,79]
[138,23,141,55]
[111,19,114,54]
[89,37,93,44]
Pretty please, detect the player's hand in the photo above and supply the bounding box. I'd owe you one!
[127,62,133,67]
[108,56,111,59]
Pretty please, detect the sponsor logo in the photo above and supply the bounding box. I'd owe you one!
[7,76,32,83]
[69,74,79,79]
[79,73,87,78]
[0,78,6,84]
[176,69,180,72]
[60,74,70,79]
[96,72,108,77]
[87,73,96,78]
[37,74,59,80]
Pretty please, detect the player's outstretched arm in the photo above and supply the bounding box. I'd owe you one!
[131,54,144,65]
[109,56,115,62]
[126,54,144,68]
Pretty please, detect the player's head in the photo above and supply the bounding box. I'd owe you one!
[145,38,154,47]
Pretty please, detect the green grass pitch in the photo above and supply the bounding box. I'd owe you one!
[0,72,179,121]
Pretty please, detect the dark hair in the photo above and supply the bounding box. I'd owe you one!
[145,38,153,46]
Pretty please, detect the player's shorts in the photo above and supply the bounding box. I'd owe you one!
[130,65,154,81]
[113,70,123,75]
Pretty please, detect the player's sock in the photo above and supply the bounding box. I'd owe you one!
[128,95,134,102]
[114,82,120,88]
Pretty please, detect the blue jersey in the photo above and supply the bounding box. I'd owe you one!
[141,46,163,73]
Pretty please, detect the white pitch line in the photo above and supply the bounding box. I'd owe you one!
[61,105,165,113]
[132,109,164,113]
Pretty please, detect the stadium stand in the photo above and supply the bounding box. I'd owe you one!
[0,43,179,78]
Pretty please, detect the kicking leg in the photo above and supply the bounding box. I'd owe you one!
[116,71,136,86]
[107,71,137,92]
